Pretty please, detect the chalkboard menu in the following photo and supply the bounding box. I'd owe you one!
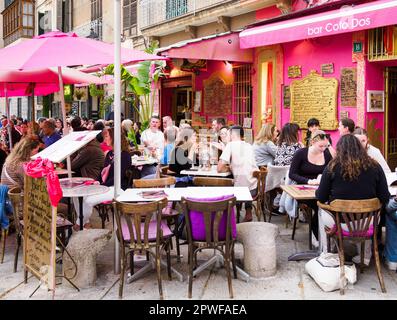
[340,67,357,107]
[23,176,57,291]
[290,70,338,130]
[203,76,232,116]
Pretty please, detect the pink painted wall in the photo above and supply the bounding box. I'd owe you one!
[365,61,385,151]
[194,60,235,123]
[281,32,357,145]
[161,87,174,118]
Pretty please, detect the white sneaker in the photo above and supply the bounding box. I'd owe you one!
[311,233,319,248]
[385,259,397,271]
[352,255,370,266]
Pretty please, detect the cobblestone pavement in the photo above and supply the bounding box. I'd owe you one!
[1,213,396,300]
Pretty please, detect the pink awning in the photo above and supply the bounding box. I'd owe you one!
[159,32,253,63]
[240,0,397,49]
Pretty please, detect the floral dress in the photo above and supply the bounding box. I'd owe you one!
[274,142,301,166]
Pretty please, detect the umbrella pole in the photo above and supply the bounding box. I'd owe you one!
[5,84,13,151]
[114,0,121,275]
[31,85,35,121]
[57,67,72,179]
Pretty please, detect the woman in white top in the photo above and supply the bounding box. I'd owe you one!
[353,127,391,174]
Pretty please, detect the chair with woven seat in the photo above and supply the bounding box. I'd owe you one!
[133,176,181,261]
[192,177,234,187]
[8,186,73,274]
[181,195,237,298]
[252,168,268,222]
[113,198,172,299]
[317,198,385,295]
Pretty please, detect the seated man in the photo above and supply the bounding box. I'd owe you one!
[217,125,259,222]
[42,120,61,148]
[71,137,105,180]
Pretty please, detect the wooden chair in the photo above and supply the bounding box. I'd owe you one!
[252,168,268,222]
[7,187,23,273]
[133,176,181,261]
[181,196,237,298]
[160,165,176,176]
[7,187,73,274]
[192,177,234,187]
[113,198,172,299]
[318,198,385,295]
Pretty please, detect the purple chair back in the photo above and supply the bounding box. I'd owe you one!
[185,194,237,242]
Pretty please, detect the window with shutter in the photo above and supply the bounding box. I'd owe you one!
[123,0,137,37]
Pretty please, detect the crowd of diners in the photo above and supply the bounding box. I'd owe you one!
[0,112,396,271]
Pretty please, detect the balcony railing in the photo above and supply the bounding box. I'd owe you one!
[139,0,236,30]
[73,18,103,41]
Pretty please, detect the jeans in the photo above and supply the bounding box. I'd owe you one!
[385,212,397,263]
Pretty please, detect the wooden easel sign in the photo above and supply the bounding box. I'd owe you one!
[23,175,57,296]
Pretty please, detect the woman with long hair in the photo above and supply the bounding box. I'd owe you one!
[253,123,278,167]
[55,118,64,136]
[274,122,302,166]
[0,137,40,189]
[316,134,390,265]
[73,127,132,230]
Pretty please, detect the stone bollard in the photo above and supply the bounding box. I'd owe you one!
[236,222,279,279]
[63,229,112,289]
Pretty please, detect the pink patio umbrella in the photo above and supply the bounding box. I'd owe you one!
[0,66,109,149]
[0,30,166,135]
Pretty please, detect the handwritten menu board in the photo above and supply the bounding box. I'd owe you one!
[341,68,357,107]
[24,176,56,291]
[203,76,232,115]
[290,71,338,130]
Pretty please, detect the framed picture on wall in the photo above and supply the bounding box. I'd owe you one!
[367,90,384,112]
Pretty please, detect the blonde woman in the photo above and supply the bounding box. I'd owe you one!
[253,124,278,167]
[0,137,40,189]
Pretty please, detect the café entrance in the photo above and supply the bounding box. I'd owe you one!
[385,67,397,170]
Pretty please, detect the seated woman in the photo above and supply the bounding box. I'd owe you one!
[354,127,391,174]
[289,130,333,240]
[0,137,40,190]
[253,123,278,167]
[169,127,199,176]
[385,198,397,270]
[274,122,303,166]
[316,134,390,265]
[73,127,132,230]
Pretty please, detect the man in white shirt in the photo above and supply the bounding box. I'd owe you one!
[141,116,165,160]
[218,125,259,222]
[141,116,165,177]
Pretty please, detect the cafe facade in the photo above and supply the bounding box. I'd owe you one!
[239,0,397,168]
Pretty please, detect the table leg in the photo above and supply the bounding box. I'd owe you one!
[67,197,72,239]
[78,197,84,231]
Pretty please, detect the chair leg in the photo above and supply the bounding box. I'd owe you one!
[188,244,194,299]
[119,249,126,299]
[373,236,386,293]
[231,244,237,279]
[360,241,365,274]
[1,229,7,264]
[129,250,134,275]
[236,203,242,223]
[166,242,172,281]
[337,234,345,295]
[291,217,298,240]
[155,250,164,300]
[14,234,21,273]
[175,233,181,263]
[224,245,234,299]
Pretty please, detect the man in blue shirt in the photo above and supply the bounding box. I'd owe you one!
[42,120,61,147]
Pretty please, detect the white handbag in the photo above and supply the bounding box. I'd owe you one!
[305,253,357,292]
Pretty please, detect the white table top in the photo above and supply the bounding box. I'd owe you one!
[116,186,252,202]
[180,166,231,177]
[60,177,109,197]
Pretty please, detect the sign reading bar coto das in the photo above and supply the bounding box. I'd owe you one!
[307,18,371,36]
[23,176,57,292]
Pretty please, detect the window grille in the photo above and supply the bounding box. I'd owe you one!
[232,64,252,126]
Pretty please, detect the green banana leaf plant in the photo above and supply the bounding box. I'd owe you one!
[102,41,167,138]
